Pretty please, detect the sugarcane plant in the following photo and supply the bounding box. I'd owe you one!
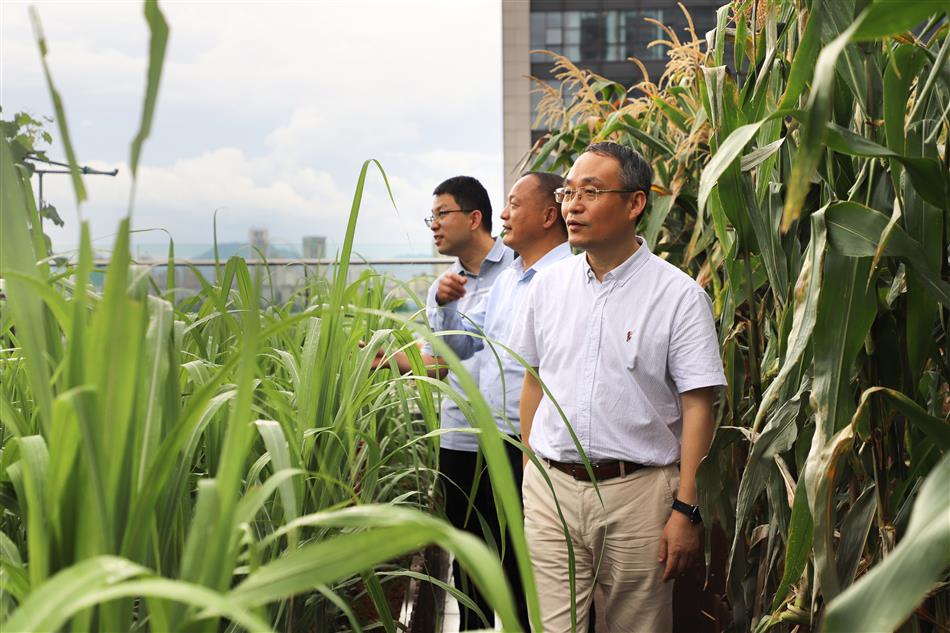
[526,0,949,630]
[0,1,541,631]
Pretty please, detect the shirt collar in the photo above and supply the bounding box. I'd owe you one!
[483,236,507,264]
[512,241,573,279]
[456,236,508,277]
[583,236,650,286]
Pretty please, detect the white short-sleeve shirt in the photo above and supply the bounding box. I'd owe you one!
[509,237,727,466]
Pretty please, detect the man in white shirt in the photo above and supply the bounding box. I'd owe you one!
[510,142,726,632]
[430,171,570,630]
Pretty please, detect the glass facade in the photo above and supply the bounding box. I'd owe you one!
[530,9,665,63]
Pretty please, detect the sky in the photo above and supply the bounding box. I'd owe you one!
[1,0,505,258]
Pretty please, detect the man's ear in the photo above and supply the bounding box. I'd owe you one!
[469,209,483,231]
[628,191,647,224]
[542,205,559,229]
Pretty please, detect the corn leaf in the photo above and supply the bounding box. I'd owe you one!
[821,453,950,632]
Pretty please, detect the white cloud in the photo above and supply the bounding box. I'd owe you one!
[38,141,503,257]
[3,0,506,256]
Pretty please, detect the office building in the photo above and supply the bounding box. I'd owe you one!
[502,0,720,192]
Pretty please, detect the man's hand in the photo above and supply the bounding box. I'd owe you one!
[435,272,467,306]
[658,511,704,582]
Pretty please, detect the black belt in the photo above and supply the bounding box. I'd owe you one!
[545,458,645,481]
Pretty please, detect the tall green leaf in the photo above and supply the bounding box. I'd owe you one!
[821,452,950,632]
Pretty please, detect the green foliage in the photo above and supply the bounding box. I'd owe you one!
[0,109,52,171]
[529,1,949,630]
[1,2,533,630]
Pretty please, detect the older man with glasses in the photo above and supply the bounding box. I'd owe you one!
[510,142,726,632]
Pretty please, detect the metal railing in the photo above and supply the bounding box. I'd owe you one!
[91,257,455,267]
[87,257,454,307]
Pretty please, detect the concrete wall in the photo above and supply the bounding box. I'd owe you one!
[501,1,532,197]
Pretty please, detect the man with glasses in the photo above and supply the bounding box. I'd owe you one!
[423,175,514,630]
[510,142,726,632]
[430,171,571,631]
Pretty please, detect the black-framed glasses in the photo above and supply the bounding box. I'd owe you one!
[554,187,641,204]
[424,209,475,227]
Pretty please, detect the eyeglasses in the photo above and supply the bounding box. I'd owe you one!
[424,209,475,227]
[554,187,641,204]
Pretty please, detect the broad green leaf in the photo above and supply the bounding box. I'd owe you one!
[883,44,928,158]
[232,505,521,629]
[835,485,877,590]
[753,212,826,431]
[852,386,950,450]
[729,382,808,585]
[3,556,145,632]
[621,115,675,156]
[777,6,821,109]
[641,193,675,250]
[698,108,800,214]
[782,18,863,229]
[824,123,949,211]
[5,557,272,633]
[825,201,950,307]
[771,472,814,610]
[821,453,950,632]
[851,0,944,41]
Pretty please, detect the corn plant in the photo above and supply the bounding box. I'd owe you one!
[1,1,541,631]
[528,1,949,630]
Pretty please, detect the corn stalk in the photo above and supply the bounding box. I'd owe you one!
[527,1,949,630]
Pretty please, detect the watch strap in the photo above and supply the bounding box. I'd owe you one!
[672,498,702,524]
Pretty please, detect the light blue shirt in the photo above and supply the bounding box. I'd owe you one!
[431,242,573,445]
[424,237,515,452]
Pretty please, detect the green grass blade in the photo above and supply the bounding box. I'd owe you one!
[128,0,169,180]
[0,134,54,433]
[231,504,520,628]
[27,7,86,206]
[3,556,145,632]
[13,436,50,588]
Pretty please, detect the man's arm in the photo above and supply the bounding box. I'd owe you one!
[373,348,448,379]
[519,370,543,467]
[430,272,488,361]
[659,386,717,582]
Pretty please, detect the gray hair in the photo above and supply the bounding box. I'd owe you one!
[584,142,652,202]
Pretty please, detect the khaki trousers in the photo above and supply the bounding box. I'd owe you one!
[522,460,679,633]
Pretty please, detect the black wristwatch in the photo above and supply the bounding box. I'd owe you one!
[672,498,702,524]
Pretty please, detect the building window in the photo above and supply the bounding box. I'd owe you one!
[623,10,665,60]
[531,9,666,64]
[579,11,607,62]
[531,11,565,61]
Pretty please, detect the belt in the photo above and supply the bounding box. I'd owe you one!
[545,458,645,481]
